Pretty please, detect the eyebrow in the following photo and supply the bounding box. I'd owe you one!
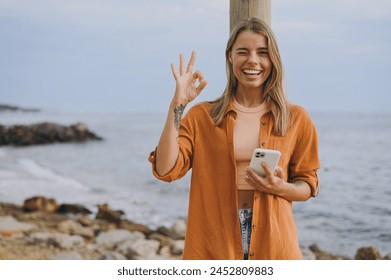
[235,47,268,51]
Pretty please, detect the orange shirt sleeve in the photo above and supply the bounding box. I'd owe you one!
[288,107,320,197]
[148,109,195,182]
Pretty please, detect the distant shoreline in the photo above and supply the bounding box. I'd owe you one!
[0,103,40,113]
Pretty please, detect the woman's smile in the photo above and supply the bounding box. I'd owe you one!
[242,69,262,77]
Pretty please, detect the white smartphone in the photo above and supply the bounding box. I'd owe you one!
[249,148,281,177]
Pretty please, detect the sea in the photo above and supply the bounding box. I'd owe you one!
[0,109,390,258]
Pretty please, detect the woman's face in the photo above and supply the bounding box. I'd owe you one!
[229,31,272,92]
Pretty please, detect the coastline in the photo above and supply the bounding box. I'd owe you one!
[1,196,389,260]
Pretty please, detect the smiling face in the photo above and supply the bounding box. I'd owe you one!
[228,31,272,95]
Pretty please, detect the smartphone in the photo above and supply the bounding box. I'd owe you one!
[249,148,281,177]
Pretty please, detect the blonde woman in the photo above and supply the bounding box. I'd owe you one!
[149,18,320,260]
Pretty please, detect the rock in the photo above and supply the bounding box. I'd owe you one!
[78,216,95,227]
[355,246,382,260]
[23,196,58,213]
[54,234,85,249]
[58,220,95,239]
[120,219,153,235]
[0,215,36,236]
[383,253,391,260]
[309,244,348,260]
[171,240,185,256]
[159,245,172,257]
[148,232,173,248]
[28,232,84,249]
[48,251,84,260]
[100,251,127,260]
[156,226,171,237]
[117,238,160,259]
[0,202,23,216]
[170,219,187,240]
[57,204,92,215]
[95,229,143,249]
[0,122,102,146]
[95,204,124,224]
[300,245,316,260]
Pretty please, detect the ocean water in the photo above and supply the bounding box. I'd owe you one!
[1,110,390,258]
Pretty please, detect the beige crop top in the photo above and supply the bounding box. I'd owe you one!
[233,98,268,191]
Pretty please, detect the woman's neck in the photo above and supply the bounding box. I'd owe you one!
[234,87,265,108]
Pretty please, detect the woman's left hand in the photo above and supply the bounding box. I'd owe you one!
[245,162,285,196]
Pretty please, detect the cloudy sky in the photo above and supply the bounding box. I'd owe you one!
[0,0,390,113]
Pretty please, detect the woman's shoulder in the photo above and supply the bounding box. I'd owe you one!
[289,104,316,131]
[186,101,213,117]
[290,104,313,121]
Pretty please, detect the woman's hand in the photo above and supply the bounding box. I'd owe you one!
[245,162,285,196]
[245,162,312,201]
[171,51,208,106]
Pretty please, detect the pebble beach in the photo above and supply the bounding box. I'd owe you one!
[1,197,390,260]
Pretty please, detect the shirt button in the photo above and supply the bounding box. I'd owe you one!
[252,224,256,229]
[250,252,254,257]
[261,142,266,147]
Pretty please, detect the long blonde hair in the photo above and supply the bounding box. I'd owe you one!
[210,18,291,136]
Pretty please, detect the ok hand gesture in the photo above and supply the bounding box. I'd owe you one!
[171,51,208,106]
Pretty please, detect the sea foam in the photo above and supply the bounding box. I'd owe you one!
[18,158,88,190]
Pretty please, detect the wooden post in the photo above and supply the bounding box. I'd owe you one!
[230,0,271,32]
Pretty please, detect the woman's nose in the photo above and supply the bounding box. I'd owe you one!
[247,52,259,64]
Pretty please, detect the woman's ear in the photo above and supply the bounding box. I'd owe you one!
[228,52,232,64]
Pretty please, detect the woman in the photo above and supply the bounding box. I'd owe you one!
[148,18,320,260]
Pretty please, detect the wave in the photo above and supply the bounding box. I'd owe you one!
[0,149,6,158]
[17,158,89,190]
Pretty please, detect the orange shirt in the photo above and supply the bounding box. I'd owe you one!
[148,101,320,260]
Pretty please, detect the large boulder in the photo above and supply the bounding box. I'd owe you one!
[355,246,382,260]
[23,196,58,213]
[0,122,102,146]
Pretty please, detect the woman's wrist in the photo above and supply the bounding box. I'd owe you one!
[278,180,311,201]
[170,96,188,108]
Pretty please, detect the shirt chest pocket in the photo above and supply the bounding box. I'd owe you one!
[269,137,293,173]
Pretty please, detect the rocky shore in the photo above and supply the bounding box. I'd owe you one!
[0,122,103,146]
[1,103,102,146]
[1,196,390,260]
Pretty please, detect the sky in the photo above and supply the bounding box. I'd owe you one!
[0,0,390,113]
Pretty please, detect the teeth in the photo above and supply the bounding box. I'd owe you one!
[243,69,261,75]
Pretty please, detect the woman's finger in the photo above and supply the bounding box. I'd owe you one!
[245,168,256,185]
[192,70,207,94]
[171,63,178,80]
[246,167,262,184]
[179,53,185,76]
[261,162,273,177]
[274,166,284,179]
[193,70,204,81]
[196,80,208,95]
[186,51,196,73]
